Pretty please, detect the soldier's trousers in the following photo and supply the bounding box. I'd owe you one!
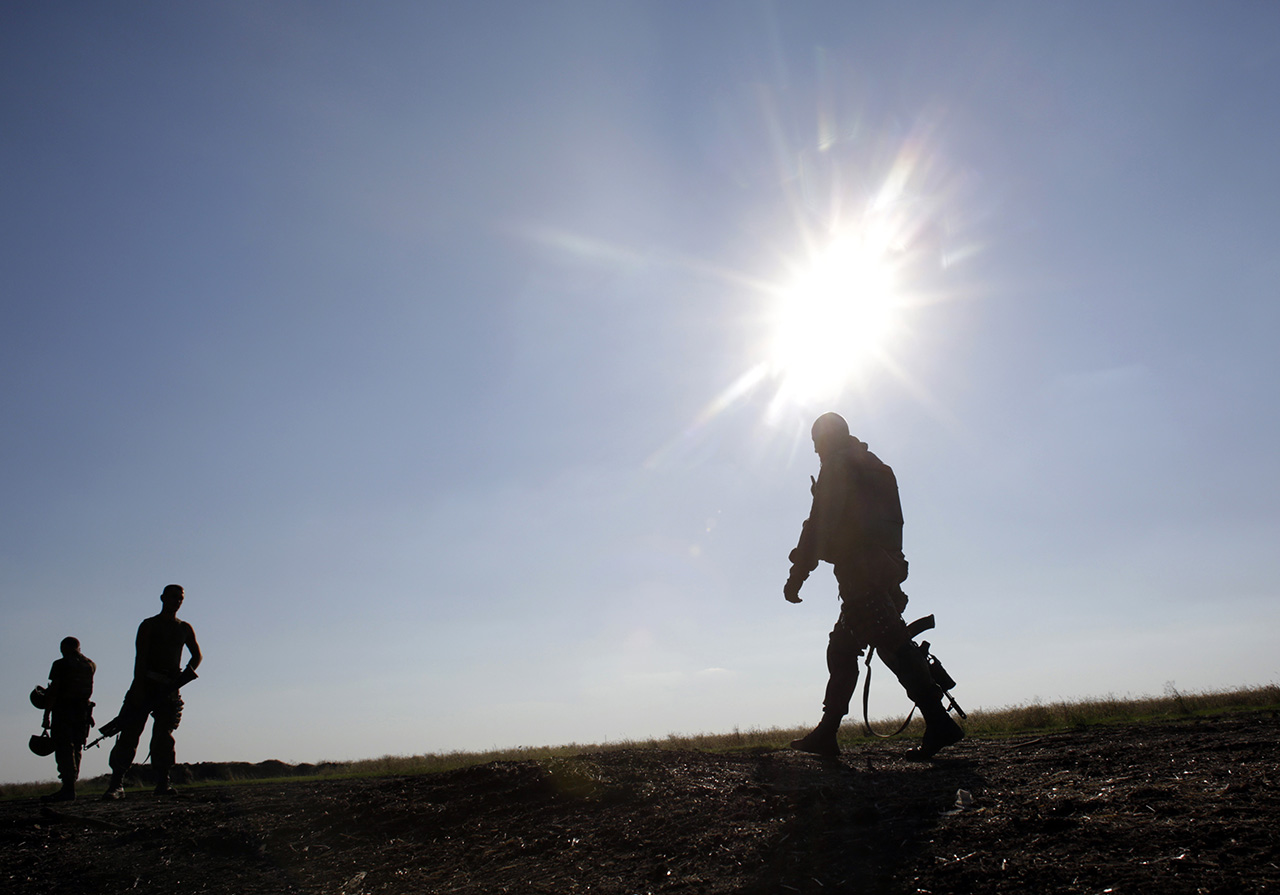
[50,703,92,785]
[821,570,911,718]
[108,687,183,777]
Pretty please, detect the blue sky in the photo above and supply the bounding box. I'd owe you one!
[4,2,1279,783]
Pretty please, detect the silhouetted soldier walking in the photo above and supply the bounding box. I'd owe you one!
[38,637,96,801]
[103,584,202,799]
[784,412,963,759]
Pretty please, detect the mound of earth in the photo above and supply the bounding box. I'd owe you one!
[3,713,1277,894]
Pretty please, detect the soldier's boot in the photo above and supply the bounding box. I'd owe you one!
[102,773,125,800]
[153,768,177,796]
[41,782,75,802]
[916,701,965,759]
[789,712,843,758]
[791,641,861,759]
[46,749,78,801]
[881,641,964,759]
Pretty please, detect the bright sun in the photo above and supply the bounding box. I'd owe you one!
[768,230,902,404]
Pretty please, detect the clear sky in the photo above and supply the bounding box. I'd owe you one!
[4,2,1279,784]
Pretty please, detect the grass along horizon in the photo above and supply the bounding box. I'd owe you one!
[5,683,1277,799]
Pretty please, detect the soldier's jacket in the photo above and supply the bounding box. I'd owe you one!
[48,654,96,706]
[792,436,907,582]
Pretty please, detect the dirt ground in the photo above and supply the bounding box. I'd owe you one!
[3,712,1278,894]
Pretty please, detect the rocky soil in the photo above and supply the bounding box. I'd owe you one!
[3,712,1278,894]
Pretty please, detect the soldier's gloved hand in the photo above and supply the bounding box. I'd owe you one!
[783,568,806,603]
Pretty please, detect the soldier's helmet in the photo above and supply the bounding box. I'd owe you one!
[29,732,55,756]
[811,412,851,453]
[30,686,48,710]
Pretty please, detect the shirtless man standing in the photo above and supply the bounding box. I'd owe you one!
[103,584,202,799]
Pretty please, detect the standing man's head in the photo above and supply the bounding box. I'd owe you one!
[161,584,185,612]
[811,412,851,460]
[59,636,81,657]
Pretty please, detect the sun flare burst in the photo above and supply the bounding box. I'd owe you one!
[767,228,904,405]
[574,118,974,469]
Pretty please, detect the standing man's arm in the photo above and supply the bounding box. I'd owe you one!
[784,460,852,603]
[43,662,58,728]
[183,624,202,673]
[133,622,151,684]
[785,475,826,603]
[807,460,849,557]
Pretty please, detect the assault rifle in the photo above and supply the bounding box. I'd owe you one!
[862,614,967,738]
[85,668,199,750]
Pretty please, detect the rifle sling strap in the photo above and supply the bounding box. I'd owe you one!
[860,615,934,739]
[862,648,917,738]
